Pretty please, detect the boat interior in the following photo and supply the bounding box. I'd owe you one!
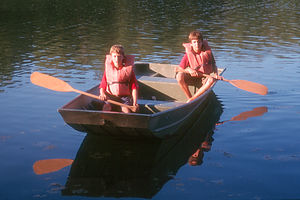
[61,63,223,114]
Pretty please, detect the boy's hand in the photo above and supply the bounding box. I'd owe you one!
[99,93,107,101]
[187,67,199,77]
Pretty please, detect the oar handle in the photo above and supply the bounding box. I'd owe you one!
[201,73,227,81]
[107,100,136,111]
[72,88,136,111]
[175,67,224,81]
[72,88,100,99]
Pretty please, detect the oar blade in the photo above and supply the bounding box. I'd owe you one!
[30,72,74,92]
[229,80,268,95]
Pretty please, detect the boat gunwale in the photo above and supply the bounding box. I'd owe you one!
[58,107,152,117]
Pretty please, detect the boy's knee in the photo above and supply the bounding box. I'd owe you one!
[207,76,213,82]
[176,72,185,82]
[121,107,131,113]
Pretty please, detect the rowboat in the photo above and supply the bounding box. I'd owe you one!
[58,63,225,138]
[62,93,223,198]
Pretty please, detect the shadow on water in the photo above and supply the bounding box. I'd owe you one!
[61,92,223,198]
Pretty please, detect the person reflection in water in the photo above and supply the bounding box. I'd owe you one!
[176,30,222,103]
[188,131,214,166]
[99,45,139,113]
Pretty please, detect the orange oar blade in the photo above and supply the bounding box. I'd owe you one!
[228,80,268,95]
[231,106,268,121]
[30,72,74,92]
[33,159,73,175]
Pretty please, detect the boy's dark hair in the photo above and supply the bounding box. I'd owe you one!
[110,44,125,55]
[188,30,203,42]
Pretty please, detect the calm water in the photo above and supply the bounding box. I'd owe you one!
[1,0,300,199]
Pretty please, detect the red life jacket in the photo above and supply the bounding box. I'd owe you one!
[105,55,134,96]
[183,40,214,74]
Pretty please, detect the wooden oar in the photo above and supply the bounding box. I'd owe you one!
[30,72,136,111]
[175,67,268,95]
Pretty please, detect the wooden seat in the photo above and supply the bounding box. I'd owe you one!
[137,76,188,102]
[138,99,185,113]
[138,99,184,107]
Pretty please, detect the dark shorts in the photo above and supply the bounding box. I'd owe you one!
[107,94,133,112]
[87,95,132,112]
[119,96,133,106]
[176,71,206,87]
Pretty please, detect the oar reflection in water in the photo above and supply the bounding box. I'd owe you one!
[188,106,268,166]
[216,106,268,125]
[33,159,73,175]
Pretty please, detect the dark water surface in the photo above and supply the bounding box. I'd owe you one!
[1,0,300,199]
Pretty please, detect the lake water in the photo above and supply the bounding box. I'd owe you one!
[0,0,300,199]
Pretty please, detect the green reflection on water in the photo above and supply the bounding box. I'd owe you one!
[0,0,299,89]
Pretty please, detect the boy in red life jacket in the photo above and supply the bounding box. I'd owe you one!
[99,45,139,113]
[176,30,222,102]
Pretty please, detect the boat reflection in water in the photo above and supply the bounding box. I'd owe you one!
[61,92,223,198]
